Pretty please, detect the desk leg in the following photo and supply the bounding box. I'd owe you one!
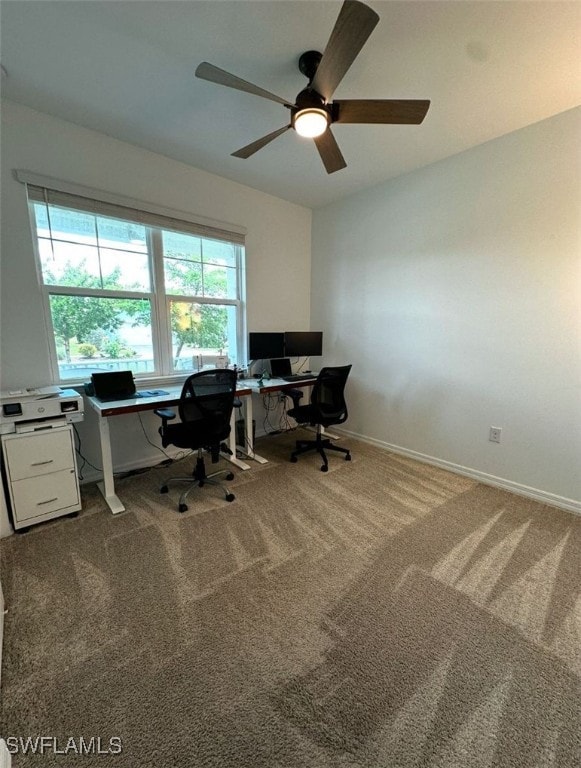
[241,394,268,464]
[96,416,126,515]
[222,409,251,471]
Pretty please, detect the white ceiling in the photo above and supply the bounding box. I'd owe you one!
[1,1,580,208]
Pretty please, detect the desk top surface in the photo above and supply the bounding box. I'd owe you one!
[86,376,316,416]
[243,376,317,395]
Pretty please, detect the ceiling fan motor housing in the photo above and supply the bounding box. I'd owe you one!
[298,50,323,82]
[291,88,331,131]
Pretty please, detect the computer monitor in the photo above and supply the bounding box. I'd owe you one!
[248,332,285,360]
[284,331,323,357]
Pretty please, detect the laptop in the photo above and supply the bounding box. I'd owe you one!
[270,358,316,382]
[91,370,138,402]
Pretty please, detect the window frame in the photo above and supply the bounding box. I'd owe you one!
[25,184,246,385]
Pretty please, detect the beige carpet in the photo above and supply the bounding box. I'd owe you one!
[0,430,579,767]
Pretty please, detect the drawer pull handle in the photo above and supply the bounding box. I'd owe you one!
[31,459,54,466]
[37,497,58,506]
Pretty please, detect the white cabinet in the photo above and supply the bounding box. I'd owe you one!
[1,425,81,531]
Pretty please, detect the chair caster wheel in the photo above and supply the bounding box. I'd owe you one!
[345,454,352,461]
[225,493,235,503]
[290,456,298,463]
[321,465,328,472]
[226,472,234,481]
[160,485,169,494]
[178,503,188,513]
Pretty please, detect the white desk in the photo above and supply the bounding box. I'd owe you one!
[86,383,253,514]
[236,374,332,449]
[86,376,319,515]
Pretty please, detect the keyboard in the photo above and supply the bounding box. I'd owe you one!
[281,374,317,382]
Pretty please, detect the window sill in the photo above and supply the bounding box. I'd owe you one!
[65,373,190,392]
[63,368,242,393]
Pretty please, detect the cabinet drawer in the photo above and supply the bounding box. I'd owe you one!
[4,429,74,480]
[11,469,80,522]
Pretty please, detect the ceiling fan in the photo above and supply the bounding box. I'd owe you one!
[195,0,430,174]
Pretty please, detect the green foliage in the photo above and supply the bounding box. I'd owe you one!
[102,340,137,359]
[77,343,98,358]
[164,261,229,362]
[171,303,227,349]
[46,261,149,362]
[84,330,110,350]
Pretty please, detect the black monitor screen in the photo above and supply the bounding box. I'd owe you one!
[284,331,323,357]
[91,370,136,400]
[248,332,285,360]
[270,358,292,377]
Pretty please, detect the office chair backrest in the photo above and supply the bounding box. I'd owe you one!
[311,365,352,425]
[179,368,237,442]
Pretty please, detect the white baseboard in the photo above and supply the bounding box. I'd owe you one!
[78,430,274,487]
[78,446,185,487]
[338,428,581,516]
[76,407,281,487]
[77,428,580,516]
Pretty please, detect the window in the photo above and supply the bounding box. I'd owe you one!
[26,185,245,383]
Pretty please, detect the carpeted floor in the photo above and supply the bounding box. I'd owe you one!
[0,430,579,767]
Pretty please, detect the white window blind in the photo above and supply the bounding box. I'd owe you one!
[24,183,245,245]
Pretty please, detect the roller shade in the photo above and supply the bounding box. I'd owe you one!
[17,171,246,245]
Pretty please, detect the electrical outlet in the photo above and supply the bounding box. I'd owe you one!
[489,427,502,443]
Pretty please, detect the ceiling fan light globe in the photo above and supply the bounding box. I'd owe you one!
[294,108,329,138]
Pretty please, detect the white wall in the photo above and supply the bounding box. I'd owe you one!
[312,107,581,511]
[0,100,311,533]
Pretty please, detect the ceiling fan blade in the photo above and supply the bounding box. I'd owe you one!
[196,62,293,108]
[334,99,431,124]
[311,0,379,102]
[231,125,292,159]
[313,128,347,174]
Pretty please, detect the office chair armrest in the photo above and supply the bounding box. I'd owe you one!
[154,408,177,421]
[285,388,304,410]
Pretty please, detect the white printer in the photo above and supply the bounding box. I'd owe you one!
[0,386,84,434]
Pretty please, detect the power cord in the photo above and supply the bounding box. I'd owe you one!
[137,411,174,461]
[262,393,281,435]
[73,423,102,480]
[279,396,296,433]
[73,419,178,486]
[292,356,309,373]
[233,414,254,457]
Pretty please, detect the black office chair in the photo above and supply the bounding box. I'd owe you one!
[155,369,238,512]
[287,365,352,472]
